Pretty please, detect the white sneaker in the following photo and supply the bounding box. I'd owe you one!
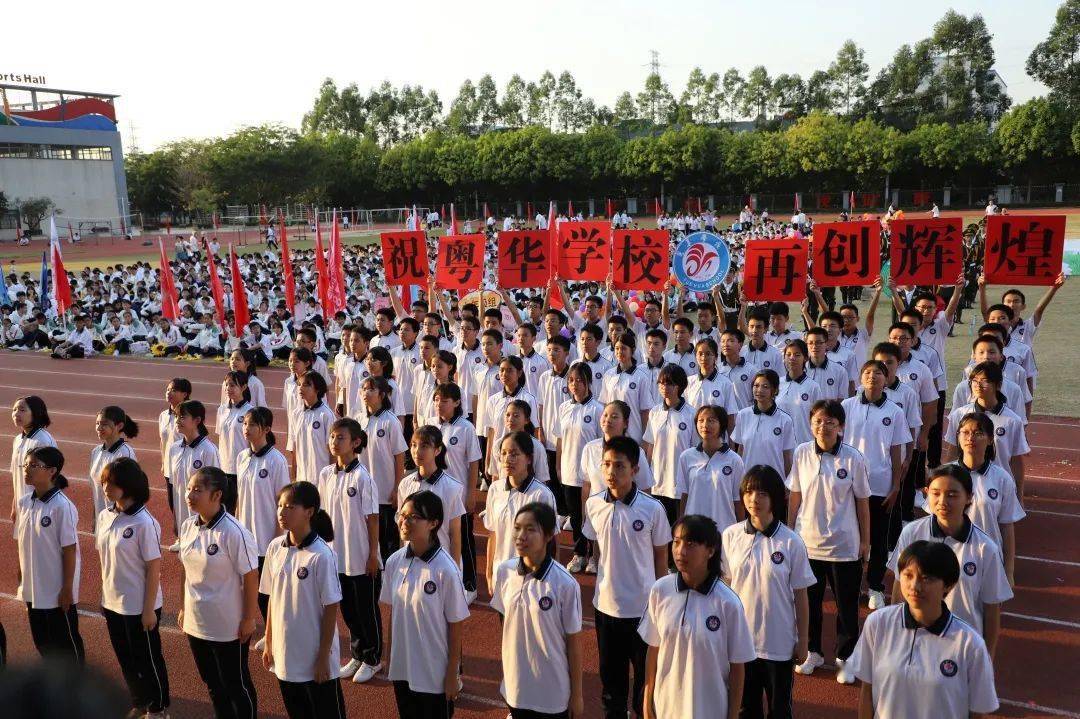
[868,590,887,610]
[795,651,824,675]
[144,712,170,719]
[836,658,856,684]
[464,589,477,606]
[559,515,572,531]
[352,662,382,683]
[340,658,362,678]
[566,555,587,573]
[168,541,180,553]
[253,636,266,652]
[585,556,599,575]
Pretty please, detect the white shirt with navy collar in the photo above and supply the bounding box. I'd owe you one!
[662,346,697,376]
[537,363,573,451]
[11,426,57,501]
[731,403,796,479]
[600,363,656,442]
[96,501,162,615]
[643,399,698,499]
[840,393,909,497]
[552,394,604,488]
[741,339,783,374]
[360,408,408,504]
[216,400,253,475]
[939,459,1025,551]
[16,486,80,609]
[319,457,381,575]
[235,443,290,555]
[484,476,557,568]
[765,328,798,351]
[292,399,335,485]
[397,468,466,551]
[179,507,258,642]
[438,416,482,493]
[897,354,939,404]
[778,374,822,445]
[686,368,740,416]
[716,356,759,409]
[89,437,137,519]
[944,400,1029,477]
[787,440,872,562]
[580,437,655,494]
[517,347,552,398]
[170,435,221,529]
[678,443,745,530]
[806,356,850,401]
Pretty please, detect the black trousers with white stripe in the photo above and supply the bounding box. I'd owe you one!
[187,634,258,719]
[104,607,170,713]
[378,504,401,564]
[339,572,382,665]
[26,603,85,664]
[278,678,346,719]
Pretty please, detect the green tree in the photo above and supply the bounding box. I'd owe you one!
[446,80,479,135]
[930,11,1009,122]
[535,71,558,129]
[829,40,869,115]
[15,197,62,233]
[554,71,585,132]
[742,66,772,120]
[994,97,1074,168]
[681,67,710,123]
[500,74,527,126]
[1026,0,1080,106]
[805,70,837,113]
[125,151,181,216]
[769,73,806,118]
[475,74,500,131]
[721,69,745,121]
[613,92,638,122]
[636,73,675,125]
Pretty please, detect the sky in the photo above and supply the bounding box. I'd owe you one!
[3,0,1063,151]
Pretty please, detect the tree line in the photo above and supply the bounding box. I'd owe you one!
[125,4,1080,216]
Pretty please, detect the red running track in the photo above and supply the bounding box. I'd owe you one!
[0,350,1077,718]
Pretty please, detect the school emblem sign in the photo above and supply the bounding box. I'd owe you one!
[673,232,730,292]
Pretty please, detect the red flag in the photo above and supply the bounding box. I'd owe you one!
[165,219,171,236]
[229,245,250,336]
[794,193,801,213]
[654,197,661,215]
[527,201,533,221]
[48,218,72,314]
[327,209,346,315]
[279,211,296,314]
[158,239,179,321]
[441,204,446,223]
[212,212,220,231]
[204,239,226,327]
[259,205,268,227]
[568,200,574,217]
[849,191,856,213]
[547,201,564,310]
[67,223,74,243]
[449,203,458,235]
[483,202,489,219]
[606,198,614,219]
[314,211,330,313]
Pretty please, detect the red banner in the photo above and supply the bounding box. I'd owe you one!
[984,215,1065,286]
[611,230,669,290]
[811,221,881,287]
[557,221,611,281]
[381,231,429,287]
[498,230,551,288]
[743,238,810,301]
[889,218,964,285]
[436,234,485,291]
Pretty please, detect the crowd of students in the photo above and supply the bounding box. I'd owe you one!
[3,212,1070,719]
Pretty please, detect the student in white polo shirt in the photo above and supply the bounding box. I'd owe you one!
[484,357,538,479]
[951,412,1025,582]
[741,309,784,373]
[284,349,316,455]
[169,400,222,552]
[485,431,557,589]
[640,514,756,719]
[731,370,797,479]
[490,502,584,719]
[434,382,482,599]
[778,339,822,445]
[849,541,999,719]
[583,437,671,719]
[600,333,655,442]
[978,274,1065,351]
[643,364,697,533]
[804,328,850,401]
[359,376,408,563]
[9,394,57,521]
[235,406,289,626]
[581,400,657,497]
[685,337,739,432]
[721,466,816,719]
[158,379,192,536]
[16,446,85,663]
[217,371,254,514]
[397,425,465,566]
[381,491,470,718]
[765,302,799,351]
[841,361,908,611]
[679,405,745,531]
[956,334,1031,421]
[717,328,760,409]
[663,317,698,375]
[178,467,260,719]
[318,417,383,685]
[577,322,615,398]
[985,307,1038,394]
[293,370,336,485]
[515,322,551,398]
[89,405,139,526]
[97,457,170,718]
[888,465,1012,657]
[787,400,871,683]
[260,481,346,718]
[872,342,924,524]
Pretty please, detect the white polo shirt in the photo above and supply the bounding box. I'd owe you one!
[662,346,697,376]
[888,516,1013,635]
[731,404,796,478]
[283,374,302,451]
[580,353,615,398]
[537,365,572,450]
[637,573,757,719]
[170,435,221,529]
[678,443,745,531]
[471,361,503,431]
[685,369,740,416]
[10,427,57,501]
[438,415,482,492]
[600,365,657,442]
[643,399,698,499]
[517,349,551,398]
[397,468,466,551]
[391,342,422,411]
[883,378,922,450]
[360,408,408,504]
[952,373,1029,425]
[179,507,259,642]
[716,357,759,409]
[839,327,871,365]
[491,556,582,714]
[379,542,471,694]
[945,459,1025,551]
[484,386,538,475]
[318,458,380,576]
[484,477,556,567]
[827,345,859,387]
[806,357,850,401]
[89,438,138,519]
[943,402,1029,475]
[158,410,180,477]
[840,394,909,496]
[778,374,821,445]
[742,340,783,374]
[898,355,939,404]
[765,328,799,351]
[581,438,655,494]
[293,400,335,485]
[235,444,290,556]
[582,485,672,618]
[551,395,604,488]
[848,603,999,718]
[352,376,405,425]
[721,519,817,660]
[16,487,80,609]
[260,531,342,682]
[96,502,163,615]
[453,341,484,399]
[910,339,946,392]
[215,401,252,475]
[787,440,872,562]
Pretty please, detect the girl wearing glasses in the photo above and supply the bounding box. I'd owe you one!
[10,395,57,522]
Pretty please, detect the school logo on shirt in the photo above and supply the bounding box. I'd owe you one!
[771,551,785,564]
[712,390,720,398]
[237,416,244,424]
[313,421,322,430]
[474,357,482,364]
[122,527,134,539]
[193,460,203,469]
[531,366,537,373]
[837,468,848,479]
[827,378,835,386]
[722,466,733,475]
[259,469,269,478]
[629,382,637,390]
[963,561,977,576]
[995,427,1005,436]
[423,580,437,595]
[411,357,417,364]
[705,615,721,631]
[929,328,937,335]
[40,516,52,528]
[377,429,386,438]
[939,659,958,677]
[347,486,357,497]
[909,373,918,381]
[207,543,220,555]
[594,372,602,380]
[988,488,999,500]
[562,387,570,395]
[763,361,772,368]
[801,393,809,401]
[882,417,892,426]
[773,427,782,436]
[583,415,593,424]
[449,436,459,445]
[740,374,748,382]
[678,422,687,431]
[538,596,553,611]
[632,519,645,531]
[690,362,697,369]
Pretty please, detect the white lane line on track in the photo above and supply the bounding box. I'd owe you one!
[1031,445,1080,453]
[998,700,1080,719]
[1018,555,1080,569]
[1026,509,1080,519]
[1028,474,1080,484]
[1003,612,1080,631]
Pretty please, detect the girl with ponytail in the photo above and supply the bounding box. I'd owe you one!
[89,405,139,522]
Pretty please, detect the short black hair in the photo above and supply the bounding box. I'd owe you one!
[897,540,960,588]
[602,436,641,467]
[810,399,845,425]
[740,465,787,519]
[101,457,151,505]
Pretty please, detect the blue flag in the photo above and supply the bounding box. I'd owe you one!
[0,267,9,305]
[39,251,50,314]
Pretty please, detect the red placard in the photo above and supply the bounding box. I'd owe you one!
[889,218,964,285]
[380,231,429,286]
[811,221,881,287]
[743,238,809,301]
[612,230,670,290]
[557,221,611,281]
[984,215,1065,286]
[498,230,551,288]
[436,234,485,291]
